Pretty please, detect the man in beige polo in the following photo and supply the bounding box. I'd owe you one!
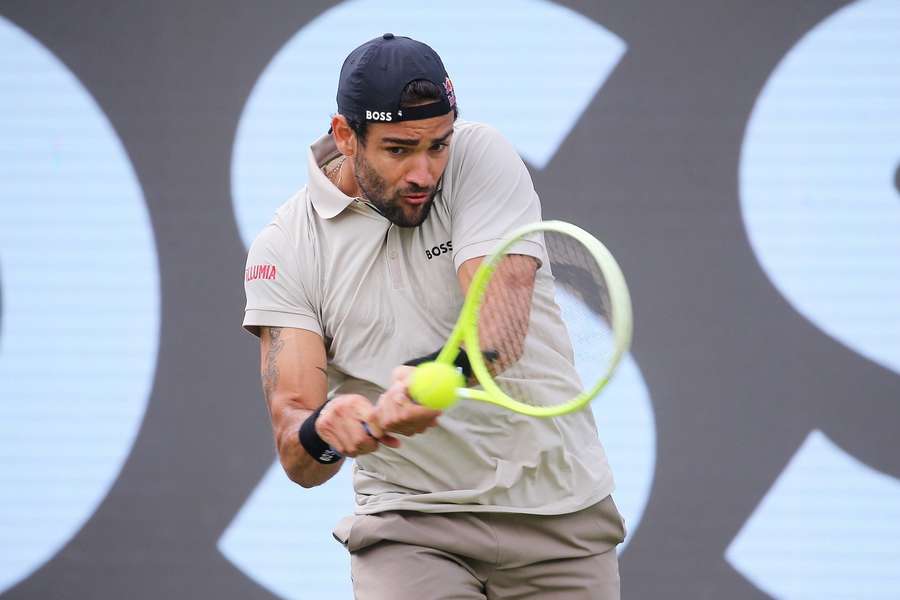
[243,33,625,599]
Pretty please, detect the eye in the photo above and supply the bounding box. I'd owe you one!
[386,146,408,155]
[430,143,449,153]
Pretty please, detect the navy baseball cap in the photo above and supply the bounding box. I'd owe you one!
[336,33,457,124]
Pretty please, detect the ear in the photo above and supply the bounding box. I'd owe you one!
[331,115,357,157]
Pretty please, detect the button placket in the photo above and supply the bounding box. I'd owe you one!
[385,226,404,289]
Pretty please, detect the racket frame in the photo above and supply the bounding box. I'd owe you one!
[432,220,632,417]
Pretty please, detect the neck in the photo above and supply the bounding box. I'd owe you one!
[331,155,361,198]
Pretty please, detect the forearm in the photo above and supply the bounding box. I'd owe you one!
[459,254,538,374]
[259,326,339,488]
[476,281,532,371]
[272,403,343,488]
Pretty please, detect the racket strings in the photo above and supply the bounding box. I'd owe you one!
[548,228,612,305]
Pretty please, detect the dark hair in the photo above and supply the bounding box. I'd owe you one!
[346,79,459,144]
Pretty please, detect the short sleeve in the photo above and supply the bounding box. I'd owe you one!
[242,223,322,337]
[449,124,544,270]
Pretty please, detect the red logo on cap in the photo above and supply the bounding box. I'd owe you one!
[444,77,456,108]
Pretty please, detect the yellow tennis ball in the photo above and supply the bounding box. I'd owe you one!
[409,362,464,409]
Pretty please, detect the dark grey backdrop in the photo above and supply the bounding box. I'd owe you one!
[2,1,897,598]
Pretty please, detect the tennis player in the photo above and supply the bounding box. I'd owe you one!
[243,33,625,599]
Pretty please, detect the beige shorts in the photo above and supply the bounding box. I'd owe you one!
[332,495,626,600]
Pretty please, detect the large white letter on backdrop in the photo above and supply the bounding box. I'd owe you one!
[0,16,160,594]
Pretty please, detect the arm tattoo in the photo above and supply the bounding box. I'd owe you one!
[262,327,284,403]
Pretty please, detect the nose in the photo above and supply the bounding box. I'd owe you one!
[405,154,434,190]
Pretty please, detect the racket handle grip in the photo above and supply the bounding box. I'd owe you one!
[404,347,491,378]
[329,422,375,458]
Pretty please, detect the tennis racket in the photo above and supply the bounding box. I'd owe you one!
[408,220,632,417]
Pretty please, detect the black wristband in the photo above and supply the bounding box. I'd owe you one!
[299,402,341,464]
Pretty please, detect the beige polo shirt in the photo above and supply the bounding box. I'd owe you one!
[243,120,614,515]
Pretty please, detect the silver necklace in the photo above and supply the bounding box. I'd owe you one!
[325,155,346,186]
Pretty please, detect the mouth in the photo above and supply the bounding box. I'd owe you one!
[403,192,430,206]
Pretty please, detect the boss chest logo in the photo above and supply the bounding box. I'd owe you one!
[425,240,452,260]
[245,264,277,281]
[366,110,392,121]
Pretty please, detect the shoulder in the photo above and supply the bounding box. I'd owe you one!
[450,120,512,155]
[252,188,313,242]
[248,188,315,261]
[449,120,523,172]
[442,121,526,198]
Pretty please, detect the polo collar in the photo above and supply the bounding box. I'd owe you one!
[307,134,356,219]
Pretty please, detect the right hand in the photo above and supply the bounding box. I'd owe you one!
[314,394,401,458]
[375,366,443,436]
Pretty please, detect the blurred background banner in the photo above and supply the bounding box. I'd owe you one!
[0,1,897,598]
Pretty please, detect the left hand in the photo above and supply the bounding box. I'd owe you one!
[373,366,443,437]
[316,393,400,457]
